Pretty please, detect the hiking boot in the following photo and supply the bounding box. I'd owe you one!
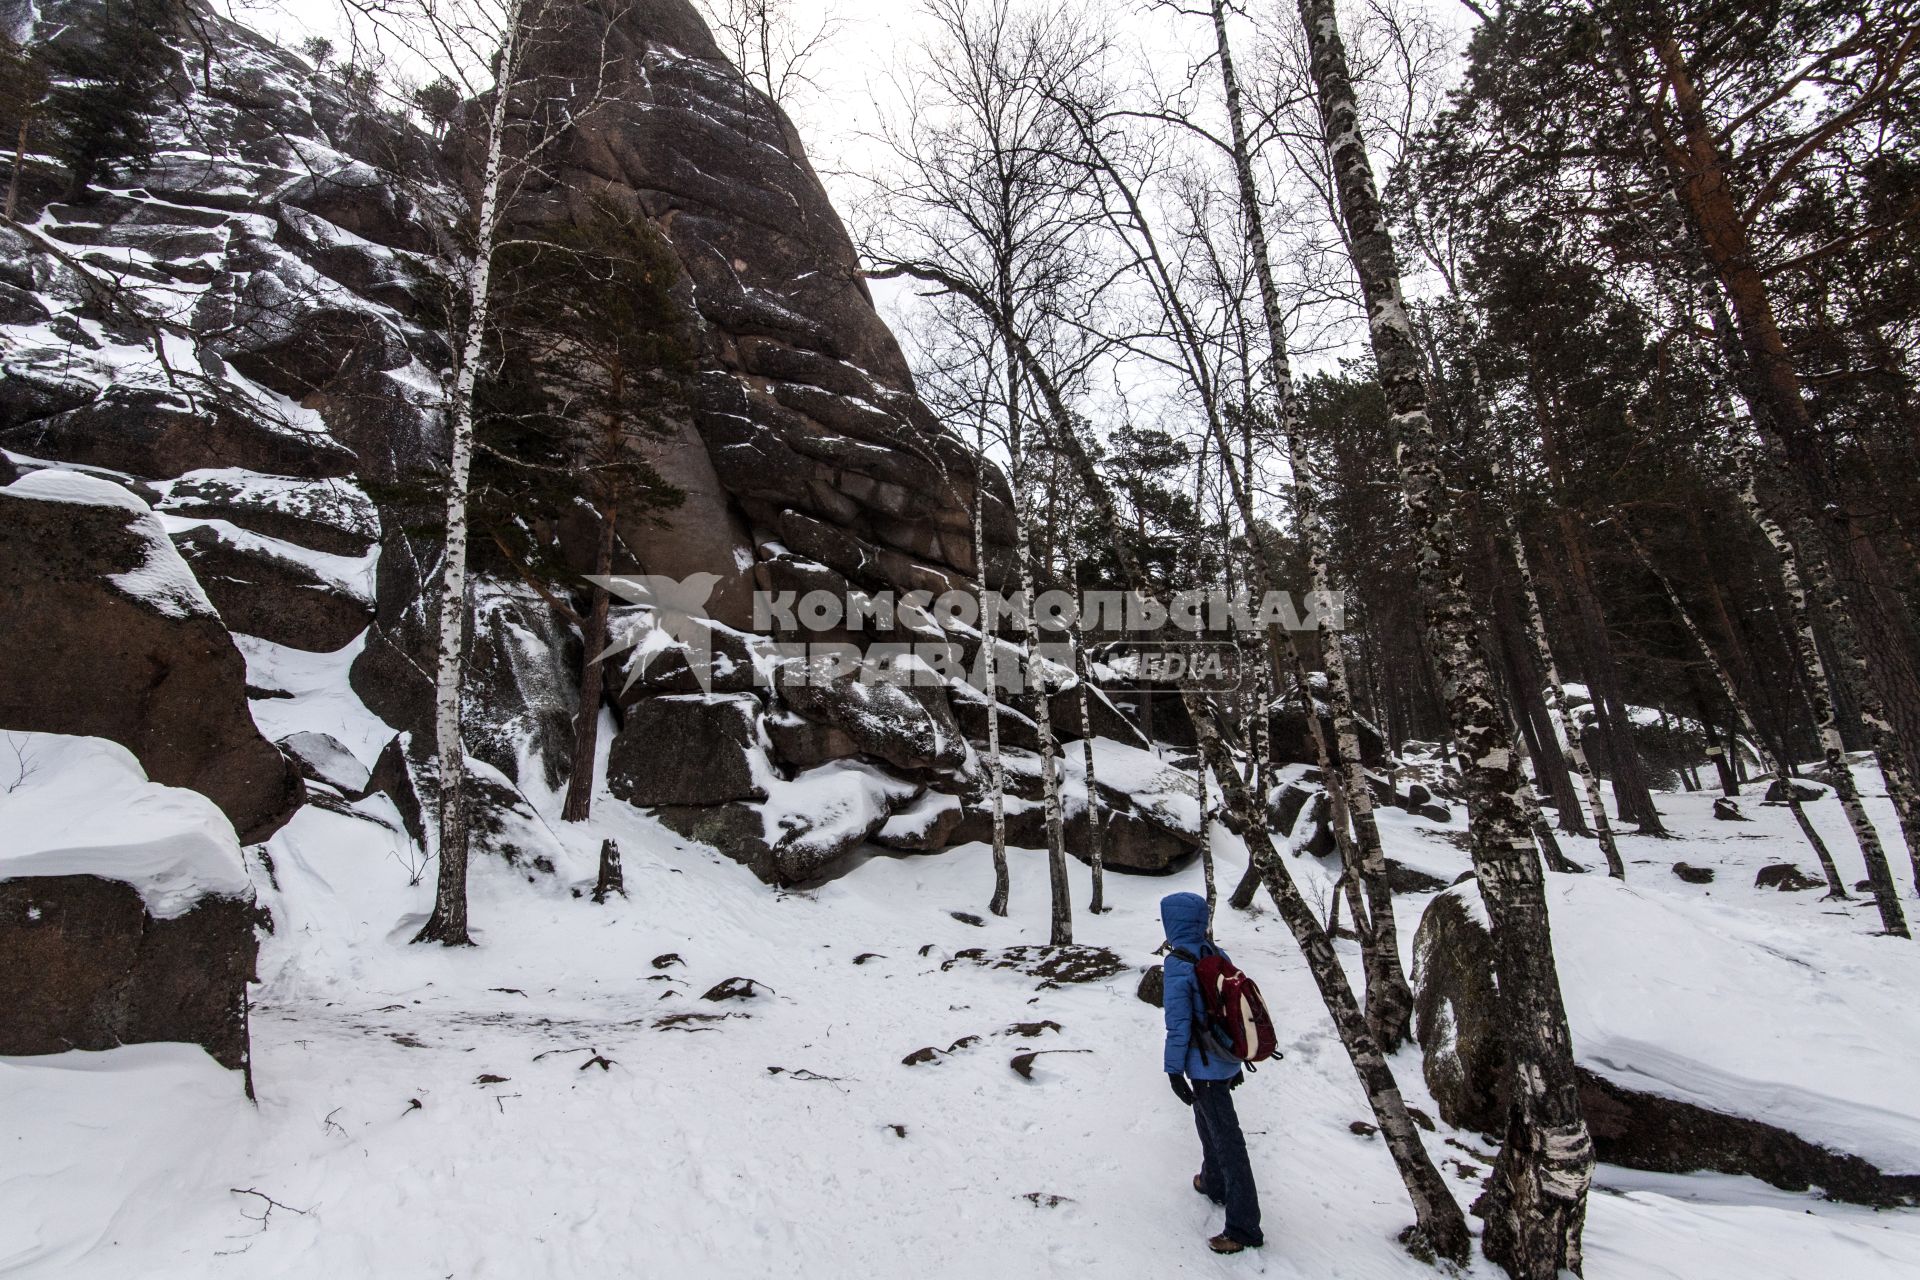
[1208,1234,1254,1254]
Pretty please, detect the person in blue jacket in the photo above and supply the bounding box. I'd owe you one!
[1160,890,1263,1254]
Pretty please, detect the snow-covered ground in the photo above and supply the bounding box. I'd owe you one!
[6,749,1920,1277]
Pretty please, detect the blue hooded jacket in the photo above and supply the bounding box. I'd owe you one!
[1160,892,1242,1080]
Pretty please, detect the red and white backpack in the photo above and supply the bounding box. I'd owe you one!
[1174,947,1280,1069]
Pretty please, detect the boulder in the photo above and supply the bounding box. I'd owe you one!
[1384,859,1453,894]
[1410,887,1920,1205]
[1672,862,1716,885]
[1270,781,1316,836]
[1410,887,1508,1135]
[168,522,375,653]
[776,664,967,772]
[608,693,769,808]
[1755,863,1822,892]
[1711,797,1748,822]
[277,731,370,795]
[1765,778,1826,804]
[874,791,964,852]
[657,761,918,885]
[155,470,379,557]
[0,386,358,481]
[0,876,259,1076]
[0,473,303,843]
[764,710,863,769]
[1137,965,1165,1007]
[0,733,261,1082]
[1084,806,1196,875]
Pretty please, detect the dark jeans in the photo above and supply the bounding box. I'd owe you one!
[1192,1078,1263,1246]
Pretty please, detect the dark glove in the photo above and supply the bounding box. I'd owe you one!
[1168,1073,1195,1106]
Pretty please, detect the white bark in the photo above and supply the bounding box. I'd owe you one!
[1737,448,1909,937]
[417,0,528,947]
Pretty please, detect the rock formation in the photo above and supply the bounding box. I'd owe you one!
[0,0,1206,889]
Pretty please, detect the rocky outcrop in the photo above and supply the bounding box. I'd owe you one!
[1410,886,1920,1206]
[0,733,263,1084]
[0,474,302,843]
[0,876,259,1076]
[609,694,770,807]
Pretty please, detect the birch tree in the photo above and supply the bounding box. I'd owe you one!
[1293,0,1593,1271]
[339,0,627,944]
[870,258,1471,1262]
[1737,445,1911,937]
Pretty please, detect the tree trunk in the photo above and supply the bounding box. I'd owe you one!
[1013,477,1071,946]
[1649,36,1920,894]
[1484,524,1587,832]
[974,427,1011,918]
[592,838,625,904]
[1077,631,1107,913]
[1296,1,1593,1270]
[1210,0,1413,1050]
[1555,510,1665,833]
[1738,453,1910,935]
[5,117,27,222]
[1504,511,1622,877]
[416,0,528,947]
[561,501,618,823]
[1627,528,1854,900]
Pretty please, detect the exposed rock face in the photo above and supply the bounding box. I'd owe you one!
[506,0,1010,620]
[1410,886,1919,1206]
[0,477,302,843]
[0,0,1186,882]
[0,876,259,1075]
[609,694,770,807]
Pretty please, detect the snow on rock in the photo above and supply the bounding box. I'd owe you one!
[6,471,217,621]
[0,734,250,918]
[1549,873,1920,1175]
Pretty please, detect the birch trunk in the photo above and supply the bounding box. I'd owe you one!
[1076,631,1107,913]
[1209,0,1414,1048]
[1296,0,1593,1270]
[1737,454,1910,937]
[1625,530,1851,899]
[1506,517,1623,877]
[416,0,528,947]
[1229,668,1270,912]
[1013,478,1071,946]
[974,431,1010,917]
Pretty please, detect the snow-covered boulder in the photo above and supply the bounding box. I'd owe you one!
[657,759,921,885]
[168,520,376,653]
[1410,885,1507,1135]
[1411,880,1920,1205]
[0,734,259,1080]
[0,472,303,842]
[775,664,969,773]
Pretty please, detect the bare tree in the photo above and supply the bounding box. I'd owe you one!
[338,0,631,945]
[1291,0,1593,1271]
[695,0,842,108]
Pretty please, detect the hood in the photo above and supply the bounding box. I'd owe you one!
[1160,892,1211,952]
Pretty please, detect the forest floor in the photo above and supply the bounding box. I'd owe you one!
[7,753,1920,1278]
